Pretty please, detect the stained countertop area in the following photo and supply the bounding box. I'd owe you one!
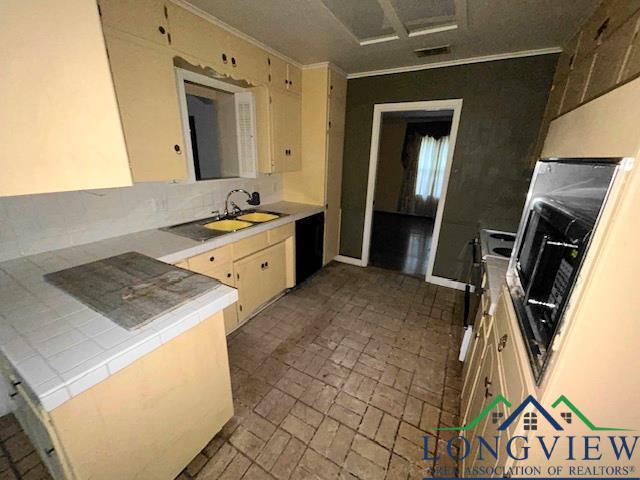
[0,201,322,412]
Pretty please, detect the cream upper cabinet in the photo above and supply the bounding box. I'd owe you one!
[0,0,133,197]
[104,29,188,182]
[271,89,302,172]
[286,64,302,95]
[252,86,275,173]
[268,55,289,91]
[254,87,302,174]
[227,36,270,86]
[267,56,301,94]
[98,0,170,47]
[165,2,229,72]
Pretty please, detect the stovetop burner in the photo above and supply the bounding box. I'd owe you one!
[490,233,516,241]
[480,229,516,260]
[492,247,513,258]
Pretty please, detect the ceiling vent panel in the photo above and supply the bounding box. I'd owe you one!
[414,45,451,58]
[391,0,466,36]
[320,0,396,43]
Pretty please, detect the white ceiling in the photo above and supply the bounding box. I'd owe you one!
[182,0,600,76]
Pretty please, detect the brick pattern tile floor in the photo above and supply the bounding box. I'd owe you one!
[0,263,464,480]
[0,415,52,480]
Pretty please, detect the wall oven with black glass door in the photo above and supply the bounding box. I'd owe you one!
[507,158,624,382]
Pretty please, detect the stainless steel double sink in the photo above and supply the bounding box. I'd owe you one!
[159,210,287,242]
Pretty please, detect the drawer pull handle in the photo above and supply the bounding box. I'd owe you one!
[158,26,166,34]
[209,256,215,262]
[498,334,508,352]
[484,376,491,388]
[226,273,231,278]
[9,391,18,398]
[45,447,55,457]
[485,387,493,399]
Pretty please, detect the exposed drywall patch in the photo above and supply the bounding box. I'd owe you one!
[173,56,254,89]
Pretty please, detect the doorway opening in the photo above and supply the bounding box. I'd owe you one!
[362,100,462,282]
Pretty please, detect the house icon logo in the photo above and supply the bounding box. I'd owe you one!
[435,394,630,432]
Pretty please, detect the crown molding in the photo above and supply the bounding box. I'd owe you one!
[302,62,348,78]
[346,46,563,79]
[171,0,302,69]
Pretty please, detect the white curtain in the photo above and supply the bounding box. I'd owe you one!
[413,135,449,217]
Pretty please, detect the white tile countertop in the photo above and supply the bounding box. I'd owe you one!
[0,201,322,412]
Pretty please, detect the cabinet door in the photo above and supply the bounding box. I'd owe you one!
[461,310,487,423]
[13,387,66,480]
[286,64,302,94]
[104,29,187,182]
[252,86,274,173]
[461,337,501,474]
[98,0,169,46]
[234,242,287,322]
[269,89,291,172]
[494,290,531,410]
[268,56,289,91]
[0,0,133,197]
[230,37,269,85]
[270,89,301,172]
[323,69,346,263]
[166,3,229,72]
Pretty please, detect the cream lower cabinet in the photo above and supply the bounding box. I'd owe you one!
[0,312,232,480]
[460,286,534,477]
[234,241,287,322]
[178,223,295,335]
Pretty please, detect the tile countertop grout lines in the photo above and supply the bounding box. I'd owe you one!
[0,201,322,413]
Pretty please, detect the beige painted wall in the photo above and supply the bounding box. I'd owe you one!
[373,120,407,213]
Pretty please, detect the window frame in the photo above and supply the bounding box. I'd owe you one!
[174,68,254,185]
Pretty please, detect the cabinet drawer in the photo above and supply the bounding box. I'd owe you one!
[233,232,269,260]
[206,263,235,287]
[494,290,529,409]
[268,223,294,245]
[187,244,232,273]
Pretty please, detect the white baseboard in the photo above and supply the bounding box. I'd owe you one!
[334,255,366,267]
[426,274,472,291]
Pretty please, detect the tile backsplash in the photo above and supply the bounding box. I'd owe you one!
[0,175,282,262]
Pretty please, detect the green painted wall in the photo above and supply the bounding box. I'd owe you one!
[339,54,558,281]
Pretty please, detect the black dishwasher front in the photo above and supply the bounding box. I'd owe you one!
[295,212,324,284]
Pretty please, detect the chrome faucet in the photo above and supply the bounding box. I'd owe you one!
[224,189,260,217]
